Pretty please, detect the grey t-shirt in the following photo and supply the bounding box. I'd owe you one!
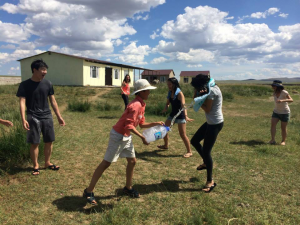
[206,85,224,125]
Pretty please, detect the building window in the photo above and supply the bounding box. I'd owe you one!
[184,77,189,83]
[90,66,98,78]
[123,69,129,80]
[114,69,119,79]
[145,76,150,81]
[160,76,165,82]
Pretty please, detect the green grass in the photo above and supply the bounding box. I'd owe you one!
[0,84,299,224]
[68,100,91,112]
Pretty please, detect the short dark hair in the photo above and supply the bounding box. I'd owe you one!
[167,77,180,92]
[31,59,48,73]
[190,74,210,91]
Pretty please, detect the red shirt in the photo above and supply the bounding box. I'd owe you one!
[113,96,145,136]
[121,83,130,95]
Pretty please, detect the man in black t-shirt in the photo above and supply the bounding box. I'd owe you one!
[17,59,65,175]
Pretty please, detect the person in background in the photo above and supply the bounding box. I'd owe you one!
[190,74,224,193]
[121,74,131,110]
[16,59,65,176]
[269,80,293,146]
[83,79,164,205]
[158,77,194,158]
[0,119,13,127]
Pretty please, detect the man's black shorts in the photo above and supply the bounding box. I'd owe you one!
[27,115,55,144]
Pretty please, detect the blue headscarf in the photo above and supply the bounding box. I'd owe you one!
[193,78,215,112]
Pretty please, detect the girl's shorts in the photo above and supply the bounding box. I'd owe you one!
[272,112,290,122]
[167,116,186,124]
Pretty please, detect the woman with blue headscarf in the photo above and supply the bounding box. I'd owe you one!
[190,74,224,193]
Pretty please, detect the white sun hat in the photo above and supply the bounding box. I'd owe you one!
[131,79,157,95]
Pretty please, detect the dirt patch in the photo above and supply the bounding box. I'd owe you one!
[0,76,21,85]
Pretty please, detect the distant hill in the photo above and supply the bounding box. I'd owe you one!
[217,77,300,85]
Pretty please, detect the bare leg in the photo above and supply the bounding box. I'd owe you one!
[280,121,288,145]
[270,117,279,143]
[160,119,171,148]
[86,160,111,193]
[126,158,137,189]
[44,142,56,168]
[30,144,40,173]
[178,123,192,156]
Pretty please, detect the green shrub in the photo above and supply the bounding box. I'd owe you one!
[0,110,43,167]
[145,101,171,116]
[67,99,91,112]
[220,85,272,97]
[222,91,234,101]
[95,101,122,111]
[0,84,19,95]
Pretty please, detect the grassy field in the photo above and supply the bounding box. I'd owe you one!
[0,83,299,225]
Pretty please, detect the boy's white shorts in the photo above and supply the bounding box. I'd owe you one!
[104,129,135,163]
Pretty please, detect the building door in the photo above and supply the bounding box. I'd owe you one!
[105,67,112,85]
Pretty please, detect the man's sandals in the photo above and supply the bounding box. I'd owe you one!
[83,188,97,205]
[32,168,40,175]
[47,164,60,170]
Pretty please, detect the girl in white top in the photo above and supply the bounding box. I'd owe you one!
[269,80,293,146]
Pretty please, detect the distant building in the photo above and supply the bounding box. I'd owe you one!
[141,69,175,83]
[18,51,151,87]
[180,71,210,83]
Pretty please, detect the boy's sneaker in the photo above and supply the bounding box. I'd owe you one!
[123,186,140,198]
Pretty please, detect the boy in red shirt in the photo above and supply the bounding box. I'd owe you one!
[83,79,164,204]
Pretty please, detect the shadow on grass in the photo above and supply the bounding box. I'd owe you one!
[135,149,182,164]
[52,196,113,214]
[230,139,266,147]
[0,166,33,175]
[53,178,204,213]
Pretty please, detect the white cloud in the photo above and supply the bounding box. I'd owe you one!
[150,31,160,39]
[133,14,149,21]
[250,7,279,19]
[0,21,30,43]
[0,0,164,61]
[151,57,167,64]
[187,64,203,68]
[114,39,123,46]
[117,42,151,65]
[251,12,266,19]
[154,6,299,68]
[0,44,17,49]
[56,0,165,20]
[279,13,289,18]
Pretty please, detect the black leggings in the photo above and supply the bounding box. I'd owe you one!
[191,122,223,182]
[121,94,129,110]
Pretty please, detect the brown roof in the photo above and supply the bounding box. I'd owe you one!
[180,71,210,77]
[141,69,174,76]
[18,51,152,71]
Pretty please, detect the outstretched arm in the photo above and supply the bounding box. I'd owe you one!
[0,119,13,127]
[49,95,65,126]
[139,121,164,129]
[128,127,149,145]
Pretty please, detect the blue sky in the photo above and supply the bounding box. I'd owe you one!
[0,0,299,80]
